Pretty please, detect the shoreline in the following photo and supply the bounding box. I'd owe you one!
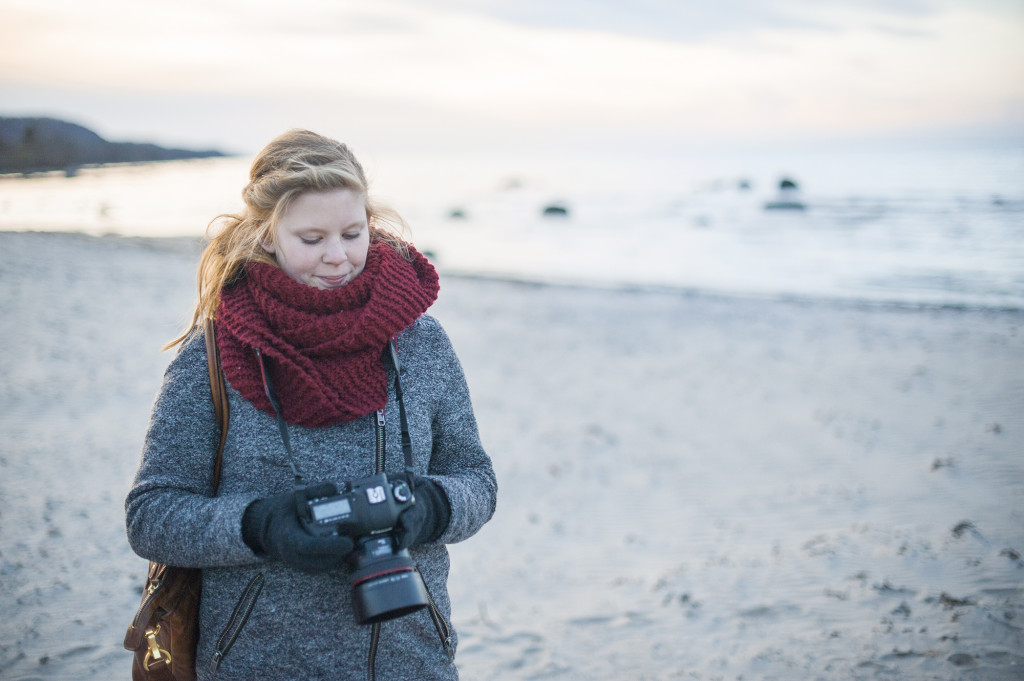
[5,228,1022,314]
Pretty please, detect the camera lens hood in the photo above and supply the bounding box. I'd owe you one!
[350,549,429,624]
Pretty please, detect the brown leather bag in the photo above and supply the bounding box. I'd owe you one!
[124,323,229,680]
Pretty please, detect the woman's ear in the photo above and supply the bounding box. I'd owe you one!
[260,233,276,255]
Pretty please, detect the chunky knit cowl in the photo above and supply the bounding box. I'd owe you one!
[216,242,439,427]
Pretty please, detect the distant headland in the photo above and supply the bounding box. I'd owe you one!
[0,117,226,175]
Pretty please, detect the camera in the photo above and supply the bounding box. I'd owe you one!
[301,472,429,624]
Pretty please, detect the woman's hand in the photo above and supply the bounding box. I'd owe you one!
[390,473,451,549]
[242,483,355,572]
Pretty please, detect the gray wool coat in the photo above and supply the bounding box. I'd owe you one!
[126,315,497,680]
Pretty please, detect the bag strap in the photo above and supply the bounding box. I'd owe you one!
[204,322,229,494]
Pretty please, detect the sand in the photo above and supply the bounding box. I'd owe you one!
[0,230,1021,680]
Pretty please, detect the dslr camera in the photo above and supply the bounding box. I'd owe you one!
[301,472,429,624]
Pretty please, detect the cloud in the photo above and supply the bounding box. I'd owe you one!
[1,0,1022,150]
[408,0,948,42]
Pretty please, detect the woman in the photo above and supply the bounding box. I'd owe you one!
[126,129,497,680]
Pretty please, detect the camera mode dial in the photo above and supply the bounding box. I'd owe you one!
[392,482,412,504]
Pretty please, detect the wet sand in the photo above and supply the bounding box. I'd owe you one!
[1,230,1022,680]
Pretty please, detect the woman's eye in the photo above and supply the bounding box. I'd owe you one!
[301,237,322,245]
[343,231,361,240]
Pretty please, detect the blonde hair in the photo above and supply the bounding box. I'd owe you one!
[168,129,408,349]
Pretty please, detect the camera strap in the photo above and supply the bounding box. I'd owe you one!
[386,340,417,478]
[253,340,415,486]
[254,348,308,522]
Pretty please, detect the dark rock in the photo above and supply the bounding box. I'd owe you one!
[948,653,975,666]
[542,203,569,217]
[951,520,977,538]
[999,547,1021,562]
[935,592,976,608]
[0,117,225,174]
[765,176,805,210]
[764,200,805,210]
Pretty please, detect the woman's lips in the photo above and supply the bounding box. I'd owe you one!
[317,274,348,287]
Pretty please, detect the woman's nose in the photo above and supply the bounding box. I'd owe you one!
[322,237,348,264]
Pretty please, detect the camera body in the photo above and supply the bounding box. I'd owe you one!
[301,472,429,624]
[303,472,414,538]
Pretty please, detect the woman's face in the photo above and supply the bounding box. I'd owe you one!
[263,188,371,290]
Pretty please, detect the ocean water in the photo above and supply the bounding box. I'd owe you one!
[1,140,1021,309]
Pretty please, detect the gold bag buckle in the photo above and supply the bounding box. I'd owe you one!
[143,624,172,670]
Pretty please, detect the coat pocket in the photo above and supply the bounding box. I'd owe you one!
[419,570,454,656]
[209,572,265,672]
[427,601,455,658]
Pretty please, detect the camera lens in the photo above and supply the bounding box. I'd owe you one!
[350,538,429,624]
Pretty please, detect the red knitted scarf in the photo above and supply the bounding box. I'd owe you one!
[216,242,440,427]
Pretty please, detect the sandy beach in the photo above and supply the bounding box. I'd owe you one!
[0,229,1021,680]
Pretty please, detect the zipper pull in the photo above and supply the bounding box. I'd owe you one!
[376,409,385,428]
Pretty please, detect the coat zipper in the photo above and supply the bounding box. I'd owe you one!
[374,409,386,474]
[367,370,451,676]
[367,622,381,681]
[210,573,265,671]
[368,409,386,681]
[427,601,453,652]
[422,574,454,652]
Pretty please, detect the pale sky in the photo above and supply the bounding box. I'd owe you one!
[1,0,1022,153]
